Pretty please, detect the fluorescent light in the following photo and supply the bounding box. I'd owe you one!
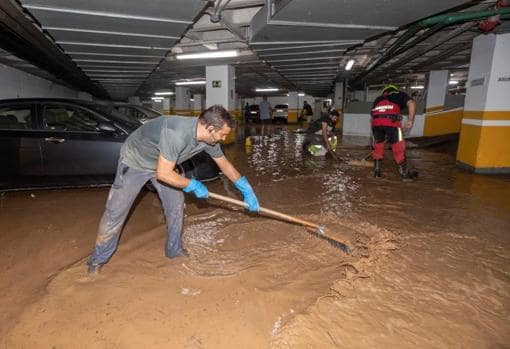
[255,88,279,92]
[151,97,164,101]
[449,80,459,85]
[410,85,424,89]
[176,50,238,60]
[175,80,206,85]
[154,91,174,96]
[190,98,195,102]
[345,59,355,71]
[298,93,305,96]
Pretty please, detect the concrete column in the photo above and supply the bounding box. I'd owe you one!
[206,64,236,144]
[192,94,203,116]
[128,96,141,105]
[287,92,299,123]
[162,97,171,115]
[175,86,191,116]
[333,82,344,112]
[457,33,510,173]
[425,70,449,113]
[206,65,236,113]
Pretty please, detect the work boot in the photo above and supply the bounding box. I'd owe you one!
[398,161,418,181]
[87,264,102,275]
[374,159,382,178]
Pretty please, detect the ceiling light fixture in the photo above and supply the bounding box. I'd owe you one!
[298,93,305,96]
[151,97,164,101]
[255,88,279,92]
[448,80,459,85]
[410,85,424,89]
[154,91,174,96]
[176,50,238,60]
[175,80,206,85]
[345,59,355,71]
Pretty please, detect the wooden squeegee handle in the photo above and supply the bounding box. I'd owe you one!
[208,192,320,230]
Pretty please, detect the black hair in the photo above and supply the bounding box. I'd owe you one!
[198,105,234,130]
[329,109,340,117]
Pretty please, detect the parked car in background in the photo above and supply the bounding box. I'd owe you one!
[112,103,161,123]
[0,98,219,191]
[247,104,260,123]
[273,104,288,124]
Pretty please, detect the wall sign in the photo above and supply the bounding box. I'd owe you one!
[497,76,510,82]
[212,80,221,88]
[470,78,485,87]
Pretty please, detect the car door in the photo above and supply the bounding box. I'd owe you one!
[39,102,126,176]
[0,102,43,190]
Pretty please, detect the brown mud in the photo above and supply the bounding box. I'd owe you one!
[1,125,509,348]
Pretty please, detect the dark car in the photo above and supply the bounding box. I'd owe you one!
[0,98,219,191]
[247,105,260,122]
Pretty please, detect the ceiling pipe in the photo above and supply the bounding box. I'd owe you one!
[356,6,510,82]
[419,8,510,26]
[374,22,475,77]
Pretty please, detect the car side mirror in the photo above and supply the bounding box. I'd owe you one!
[97,122,117,132]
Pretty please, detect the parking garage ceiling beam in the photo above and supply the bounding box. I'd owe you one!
[0,0,109,98]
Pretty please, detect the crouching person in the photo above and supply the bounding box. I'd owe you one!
[87,105,260,275]
[302,109,340,159]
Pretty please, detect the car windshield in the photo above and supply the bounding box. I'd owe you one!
[82,103,141,131]
[137,106,161,118]
[275,104,288,109]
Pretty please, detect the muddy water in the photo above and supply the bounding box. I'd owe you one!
[1,125,509,348]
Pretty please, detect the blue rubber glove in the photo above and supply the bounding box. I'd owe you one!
[234,176,260,212]
[183,179,208,199]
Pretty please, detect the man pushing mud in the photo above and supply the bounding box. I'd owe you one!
[87,105,260,275]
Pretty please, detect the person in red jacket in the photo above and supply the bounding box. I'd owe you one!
[371,85,417,179]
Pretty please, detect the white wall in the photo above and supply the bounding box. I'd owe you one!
[0,63,79,100]
[426,70,449,109]
[486,33,510,110]
[464,34,496,111]
[342,112,425,145]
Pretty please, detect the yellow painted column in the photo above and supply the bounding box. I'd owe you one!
[287,92,300,123]
[457,33,510,173]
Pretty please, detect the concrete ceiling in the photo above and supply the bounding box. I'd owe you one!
[1,0,509,99]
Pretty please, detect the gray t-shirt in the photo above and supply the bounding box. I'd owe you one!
[120,116,224,171]
[259,100,272,120]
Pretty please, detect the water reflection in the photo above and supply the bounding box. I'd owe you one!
[228,124,510,217]
[232,124,359,215]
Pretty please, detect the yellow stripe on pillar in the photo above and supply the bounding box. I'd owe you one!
[457,110,510,172]
[288,109,299,123]
[462,111,510,120]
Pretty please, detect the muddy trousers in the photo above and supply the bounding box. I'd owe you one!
[371,126,406,164]
[87,161,184,267]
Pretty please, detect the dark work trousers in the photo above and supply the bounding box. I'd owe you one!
[88,159,185,267]
[372,126,406,164]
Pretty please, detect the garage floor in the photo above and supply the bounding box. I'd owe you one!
[1,125,509,348]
